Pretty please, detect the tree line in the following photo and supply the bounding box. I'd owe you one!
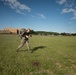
[30,30,76,36]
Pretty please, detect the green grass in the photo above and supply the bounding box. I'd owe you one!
[0,34,76,75]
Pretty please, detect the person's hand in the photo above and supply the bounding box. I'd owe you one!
[30,35,32,37]
[26,35,29,38]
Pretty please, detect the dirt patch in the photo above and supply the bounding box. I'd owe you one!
[32,61,41,67]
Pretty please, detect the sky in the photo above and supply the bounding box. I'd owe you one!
[0,0,76,33]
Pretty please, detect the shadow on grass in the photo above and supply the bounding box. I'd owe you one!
[17,46,46,53]
[31,46,46,53]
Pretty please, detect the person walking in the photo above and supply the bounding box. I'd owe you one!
[16,28,31,52]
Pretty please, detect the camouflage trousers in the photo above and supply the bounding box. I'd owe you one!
[17,37,30,51]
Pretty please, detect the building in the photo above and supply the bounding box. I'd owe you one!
[0,28,21,34]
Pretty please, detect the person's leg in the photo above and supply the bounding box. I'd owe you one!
[26,40,31,52]
[16,39,25,52]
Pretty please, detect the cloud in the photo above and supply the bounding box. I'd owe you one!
[2,0,31,15]
[56,0,76,20]
[69,21,72,24]
[56,0,67,5]
[71,11,76,20]
[16,10,26,15]
[62,8,74,14]
[38,14,46,19]
[62,8,76,20]
[31,15,35,18]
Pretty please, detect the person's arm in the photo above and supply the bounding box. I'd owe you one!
[26,35,29,38]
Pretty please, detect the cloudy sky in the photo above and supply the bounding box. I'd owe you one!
[0,0,76,33]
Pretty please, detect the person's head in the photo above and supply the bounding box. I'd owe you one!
[26,28,30,33]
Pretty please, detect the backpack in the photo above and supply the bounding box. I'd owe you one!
[18,28,26,39]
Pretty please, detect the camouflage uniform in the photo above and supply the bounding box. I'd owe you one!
[17,31,30,52]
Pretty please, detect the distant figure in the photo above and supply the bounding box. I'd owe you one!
[16,28,31,52]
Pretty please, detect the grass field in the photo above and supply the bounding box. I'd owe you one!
[0,35,76,75]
